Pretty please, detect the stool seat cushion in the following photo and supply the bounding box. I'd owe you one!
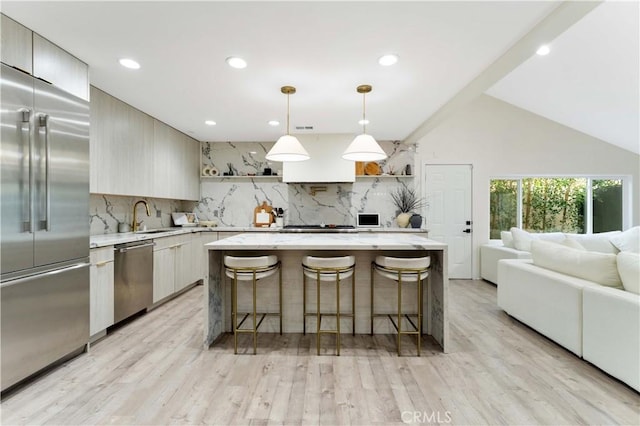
[225,255,279,281]
[303,255,355,281]
[374,256,430,282]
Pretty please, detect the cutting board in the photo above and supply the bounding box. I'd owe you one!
[254,201,274,227]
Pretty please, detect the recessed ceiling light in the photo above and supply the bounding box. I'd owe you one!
[204,120,216,126]
[378,54,399,66]
[536,45,550,56]
[249,151,257,155]
[119,58,140,69]
[226,56,247,69]
[358,119,370,125]
[268,120,280,126]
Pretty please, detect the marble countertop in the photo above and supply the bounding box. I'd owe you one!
[205,232,446,251]
[90,226,428,248]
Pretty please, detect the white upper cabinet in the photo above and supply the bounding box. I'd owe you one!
[283,134,356,183]
[90,87,154,196]
[1,14,33,73]
[1,14,88,100]
[33,33,89,100]
[152,120,200,201]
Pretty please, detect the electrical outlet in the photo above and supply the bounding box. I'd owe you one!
[156,209,162,218]
[213,210,219,217]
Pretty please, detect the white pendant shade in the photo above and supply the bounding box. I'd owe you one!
[342,134,387,161]
[266,134,310,162]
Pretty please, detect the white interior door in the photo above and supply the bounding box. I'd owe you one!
[424,164,473,279]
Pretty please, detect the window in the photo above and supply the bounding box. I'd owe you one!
[489,177,627,238]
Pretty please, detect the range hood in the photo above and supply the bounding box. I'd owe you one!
[282,134,356,183]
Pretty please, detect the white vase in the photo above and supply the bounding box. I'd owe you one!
[396,212,412,228]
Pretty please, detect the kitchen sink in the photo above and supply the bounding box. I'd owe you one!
[134,229,172,234]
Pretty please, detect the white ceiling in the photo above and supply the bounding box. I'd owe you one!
[487,1,640,154]
[2,1,557,141]
[1,1,559,142]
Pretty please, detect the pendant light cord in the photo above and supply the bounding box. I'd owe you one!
[362,92,367,134]
[286,93,290,135]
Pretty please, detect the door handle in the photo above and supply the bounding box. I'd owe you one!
[463,229,472,234]
[38,113,51,232]
[20,108,33,233]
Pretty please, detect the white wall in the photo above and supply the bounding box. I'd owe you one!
[415,94,640,279]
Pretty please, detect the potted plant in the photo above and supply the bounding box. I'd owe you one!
[390,186,426,228]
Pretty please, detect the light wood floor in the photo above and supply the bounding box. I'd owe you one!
[1,280,638,425]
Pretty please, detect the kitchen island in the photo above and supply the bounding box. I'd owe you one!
[204,233,449,352]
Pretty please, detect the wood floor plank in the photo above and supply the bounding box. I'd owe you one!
[1,280,638,426]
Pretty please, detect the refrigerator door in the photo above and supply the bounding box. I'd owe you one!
[1,262,89,391]
[33,77,90,267]
[1,64,35,275]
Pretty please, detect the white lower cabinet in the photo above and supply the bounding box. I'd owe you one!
[89,246,114,336]
[153,234,199,303]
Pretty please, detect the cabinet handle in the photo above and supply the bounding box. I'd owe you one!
[95,261,110,267]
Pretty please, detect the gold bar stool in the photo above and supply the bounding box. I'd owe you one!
[302,256,355,356]
[225,255,282,355]
[371,256,430,356]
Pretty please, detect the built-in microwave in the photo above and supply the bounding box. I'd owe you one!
[357,213,380,227]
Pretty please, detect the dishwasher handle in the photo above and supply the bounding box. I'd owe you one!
[116,242,155,253]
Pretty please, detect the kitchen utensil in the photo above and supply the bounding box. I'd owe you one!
[355,161,365,176]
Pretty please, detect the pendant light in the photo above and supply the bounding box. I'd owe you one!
[265,86,310,162]
[342,84,387,161]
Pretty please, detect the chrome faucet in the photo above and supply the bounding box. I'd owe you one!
[132,200,150,232]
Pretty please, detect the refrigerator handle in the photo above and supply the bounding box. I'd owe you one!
[20,108,33,233]
[38,113,51,232]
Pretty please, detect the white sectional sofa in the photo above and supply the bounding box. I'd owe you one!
[497,227,640,392]
[481,228,620,284]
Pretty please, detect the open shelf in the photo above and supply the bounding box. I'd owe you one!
[355,175,414,179]
[201,175,282,181]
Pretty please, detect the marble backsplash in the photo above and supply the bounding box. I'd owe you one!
[90,194,188,235]
[196,140,418,227]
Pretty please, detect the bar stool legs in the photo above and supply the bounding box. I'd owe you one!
[226,256,281,355]
[371,256,430,356]
[302,256,355,356]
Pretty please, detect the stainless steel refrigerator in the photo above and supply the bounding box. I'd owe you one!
[1,63,90,392]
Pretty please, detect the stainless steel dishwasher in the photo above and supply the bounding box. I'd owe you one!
[114,241,154,323]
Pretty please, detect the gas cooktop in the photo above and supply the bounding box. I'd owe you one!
[282,224,356,233]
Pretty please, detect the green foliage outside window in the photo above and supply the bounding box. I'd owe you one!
[489,178,623,238]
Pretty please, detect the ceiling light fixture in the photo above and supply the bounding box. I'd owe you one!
[205,120,216,126]
[536,45,550,56]
[358,119,370,125]
[119,58,140,69]
[342,85,387,162]
[268,120,280,126]
[378,54,399,66]
[226,56,247,69]
[265,86,310,162]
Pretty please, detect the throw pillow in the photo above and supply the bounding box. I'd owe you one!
[531,240,623,289]
[566,231,621,254]
[617,252,640,294]
[510,227,564,252]
[501,231,515,248]
[610,226,640,253]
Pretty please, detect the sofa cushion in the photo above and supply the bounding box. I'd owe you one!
[531,240,622,289]
[617,252,640,294]
[566,231,620,254]
[501,231,515,248]
[561,237,586,251]
[510,228,565,252]
[610,226,640,253]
